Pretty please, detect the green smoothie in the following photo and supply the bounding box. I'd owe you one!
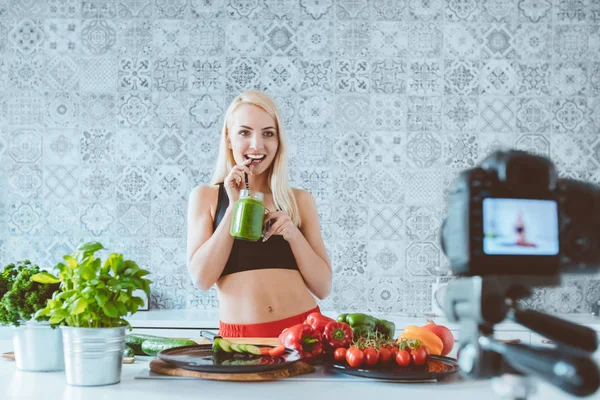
[230,191,265,242]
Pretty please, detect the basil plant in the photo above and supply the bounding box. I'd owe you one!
[33,242,151,328]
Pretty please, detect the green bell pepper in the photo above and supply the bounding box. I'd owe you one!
[345,313,378,330]
[337,313,396,340]
[336,313,348,323]
[376,319,396,339]
[337,313,377,339]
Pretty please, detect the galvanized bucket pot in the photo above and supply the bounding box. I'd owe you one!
[13,320,65,372]
[61,326,126,386]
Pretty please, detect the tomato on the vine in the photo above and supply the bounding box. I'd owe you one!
[411,347,428,366]
[395,349,411,367]
[334,347,347,361]
[346,346,364,368]
[363,347,379,367]
[379,347,392,364]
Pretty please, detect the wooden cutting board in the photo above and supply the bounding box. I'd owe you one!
[149,358,314,381]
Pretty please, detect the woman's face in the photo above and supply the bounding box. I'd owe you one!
[228,104,279,175]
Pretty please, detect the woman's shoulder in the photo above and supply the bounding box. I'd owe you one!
[292,187,310,199]
[189,184,221,204]
[291,187,316,207]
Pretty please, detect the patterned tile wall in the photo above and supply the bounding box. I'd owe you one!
[0,0,599,315]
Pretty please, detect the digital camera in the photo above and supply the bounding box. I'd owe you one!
[440,150,600,276]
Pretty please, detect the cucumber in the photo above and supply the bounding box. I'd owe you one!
[213,337,233,353]
[123,345,135,358]
[141,338,197,357]
[240,344,262,356]
[126,333,166,355]
[228,343,262,355]
[229,343,245,353]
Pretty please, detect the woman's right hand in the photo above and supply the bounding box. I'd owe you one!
[224,158,253,203]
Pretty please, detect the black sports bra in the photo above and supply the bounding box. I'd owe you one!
[213,183,300,277]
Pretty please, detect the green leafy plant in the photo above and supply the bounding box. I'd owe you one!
[33,242,152,329]
[0,260,59,326]
[0,263,21,300]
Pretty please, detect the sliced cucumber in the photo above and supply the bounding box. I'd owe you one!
[241,344,262,356]
[213,337,233,353]
[229,343,245,353]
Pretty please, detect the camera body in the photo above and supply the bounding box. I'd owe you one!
[441,150,600,277]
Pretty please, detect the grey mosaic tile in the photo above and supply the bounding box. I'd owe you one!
[367,277,408,313]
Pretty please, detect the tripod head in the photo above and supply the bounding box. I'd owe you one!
[445,276,600,397]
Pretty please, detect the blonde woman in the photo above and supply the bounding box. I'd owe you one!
[186,90,332,338]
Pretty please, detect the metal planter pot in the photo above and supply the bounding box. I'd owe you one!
[61,326,126,386]
[13,320,65,372]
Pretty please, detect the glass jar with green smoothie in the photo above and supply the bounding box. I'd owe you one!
[230,189,265,242]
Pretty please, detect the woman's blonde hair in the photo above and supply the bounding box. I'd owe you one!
[211,90,301,226]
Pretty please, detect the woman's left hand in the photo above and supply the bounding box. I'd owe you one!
[263,211,300,242]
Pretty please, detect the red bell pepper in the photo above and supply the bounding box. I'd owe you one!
[278,323,323,358]
[304,312,335,334]
[323,321,353,349]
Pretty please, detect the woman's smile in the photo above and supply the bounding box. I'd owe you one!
[245,153,267,165]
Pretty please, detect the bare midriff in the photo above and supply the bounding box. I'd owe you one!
[216,268,318,324]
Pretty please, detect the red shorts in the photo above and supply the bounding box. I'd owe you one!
[218,306,321,338]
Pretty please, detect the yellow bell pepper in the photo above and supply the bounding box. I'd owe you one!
[398,325,443,355]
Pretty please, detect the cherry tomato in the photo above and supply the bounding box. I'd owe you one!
[389,346,399,358]
[334,347,347,361]
[395,349,411,367]
[411,347,428,366]
[363,347,379,367]
[268,345,286,357]
[346,346,364,368]
[379,347,392,364]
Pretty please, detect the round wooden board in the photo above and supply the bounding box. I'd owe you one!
[149,359,315,381]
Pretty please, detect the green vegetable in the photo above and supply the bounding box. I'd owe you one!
[212,338,262,356]
[336,313,348,323]
[123,346,135,358]
[141,338,197,356]
[229,343,245,353]
[345,313,378,330]
[376,319,396,339]
[213,337,232,353]
[0,261,59,327]
[33,242,152,329]
[0,263,20,299]
[240,344,262,356]
[126,333,166,355]
[337,313,396,340]
[338,313,377,339]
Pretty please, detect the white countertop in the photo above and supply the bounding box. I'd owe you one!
[2,340,598,400]
[126,309,600,331]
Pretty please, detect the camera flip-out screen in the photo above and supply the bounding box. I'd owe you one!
[482,198,559,256]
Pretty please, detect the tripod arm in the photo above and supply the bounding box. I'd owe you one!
[479,337,600,397]
[508,308,598,352]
